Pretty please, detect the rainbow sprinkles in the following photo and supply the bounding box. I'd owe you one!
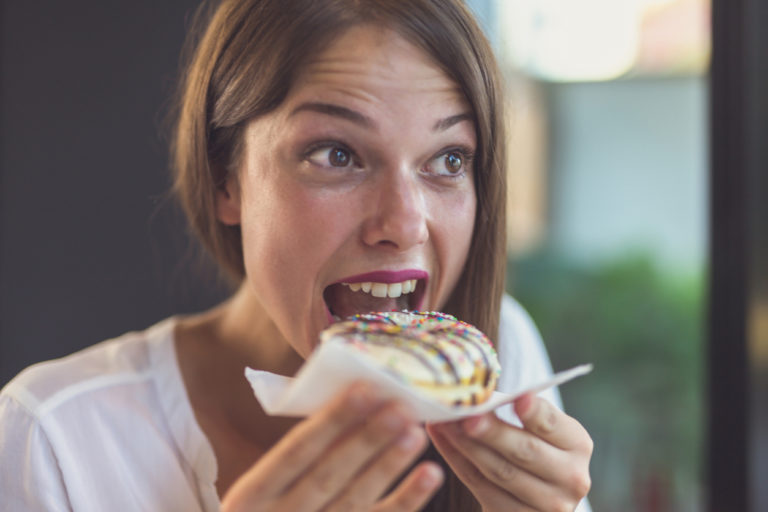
[320,311,502,407]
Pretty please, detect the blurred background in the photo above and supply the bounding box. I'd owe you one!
[2,0,766,511]
[467,0,710,510]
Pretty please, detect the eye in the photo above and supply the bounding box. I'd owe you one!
[444,152,464,174]
[305,145,357,169]
[425,148,473,177]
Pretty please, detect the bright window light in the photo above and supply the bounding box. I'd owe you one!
[499,0,708,82]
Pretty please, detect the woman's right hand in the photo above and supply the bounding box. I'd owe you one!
[220,382,444,512]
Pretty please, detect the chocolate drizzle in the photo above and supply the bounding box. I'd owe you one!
[321,310,501,406]
[360,333,447,382]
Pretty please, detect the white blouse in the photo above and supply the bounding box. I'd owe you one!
[0,295,584,511]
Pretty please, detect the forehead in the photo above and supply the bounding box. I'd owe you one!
[284,24,471,119]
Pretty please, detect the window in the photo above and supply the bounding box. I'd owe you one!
[468,0,711,508]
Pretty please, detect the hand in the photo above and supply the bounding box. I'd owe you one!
[426,394,592,512]
[221,382,444,512]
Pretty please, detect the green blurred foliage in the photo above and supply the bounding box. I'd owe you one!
[508,249,705,510]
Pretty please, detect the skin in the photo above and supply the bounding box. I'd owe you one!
[427,395,593,511]
[216,26,477,364]
[175,24,592,511]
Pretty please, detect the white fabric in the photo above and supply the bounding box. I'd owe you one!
[496,295,563,423]
[0,295,589,511]
[0,319,219,512]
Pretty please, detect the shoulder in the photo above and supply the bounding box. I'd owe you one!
[0,317,211,511]
[496,293,563,409]
[499,293,541,343]
[498,293,547,364]
[1,318,176,421]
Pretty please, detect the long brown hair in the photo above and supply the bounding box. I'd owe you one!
[171,1,507,509]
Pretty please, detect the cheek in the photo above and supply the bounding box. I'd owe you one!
[240,181,355,282]
[238,178,360,351]
[439,188,476,258]
[429,187,477,303]
[452,195,476,253]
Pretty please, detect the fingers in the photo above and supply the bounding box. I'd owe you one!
[458,413,567,481]
[372,462,444,512]
[463,410,591,499]
[224,382,383,506]
[281,402,420,510]
[430,421,565,510]
[514,394,593,454]
[428,400,593,511]
[323,426,433,511]
[224,382,450,512]
[427,424,532,511]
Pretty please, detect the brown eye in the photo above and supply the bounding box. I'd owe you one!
[329,147,350,167]
[306,145,357,169]
[425,149,470,177]
[445,152,463,174]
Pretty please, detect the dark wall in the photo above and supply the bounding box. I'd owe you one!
[0,1,229,386]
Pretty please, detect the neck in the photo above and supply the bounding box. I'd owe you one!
[174,283,306,428]
[200,284,304,377]
[174,284,304,493]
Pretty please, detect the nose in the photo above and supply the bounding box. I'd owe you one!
[361,169,428,251]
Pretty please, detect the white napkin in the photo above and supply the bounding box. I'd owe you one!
[246,339,592,423]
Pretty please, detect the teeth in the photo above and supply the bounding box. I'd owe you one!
[387,283,402,298]
[342,279,419,299]
[371,283,388,297]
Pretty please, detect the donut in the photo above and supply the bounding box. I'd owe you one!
[320,311,501,407]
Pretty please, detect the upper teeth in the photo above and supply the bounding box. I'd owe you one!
[342,280,418,298]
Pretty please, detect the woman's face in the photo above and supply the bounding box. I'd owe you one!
[220,25,477,358]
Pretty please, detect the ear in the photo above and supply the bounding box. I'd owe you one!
[215,175,241,226]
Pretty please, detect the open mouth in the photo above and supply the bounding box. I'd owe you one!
[323,272,428,322]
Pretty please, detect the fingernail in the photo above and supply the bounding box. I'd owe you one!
[515,393,534,417]
[397,427,423,452]
[465,415,490,437]
[418,464,443,489]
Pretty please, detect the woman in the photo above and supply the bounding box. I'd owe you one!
[0,0,592,510]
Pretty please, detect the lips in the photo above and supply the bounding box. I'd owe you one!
[323,269,428,322]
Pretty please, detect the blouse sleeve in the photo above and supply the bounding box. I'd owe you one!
[496,293,564,413]
[0,392,72,512]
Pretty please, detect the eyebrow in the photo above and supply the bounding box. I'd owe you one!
[290,102,474,133]
[432,112,474,132]
[290,102,373,128]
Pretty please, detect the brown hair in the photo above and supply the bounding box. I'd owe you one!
[171,1,507,509]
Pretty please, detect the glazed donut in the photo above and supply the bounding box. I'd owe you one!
[320,311,501,406]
